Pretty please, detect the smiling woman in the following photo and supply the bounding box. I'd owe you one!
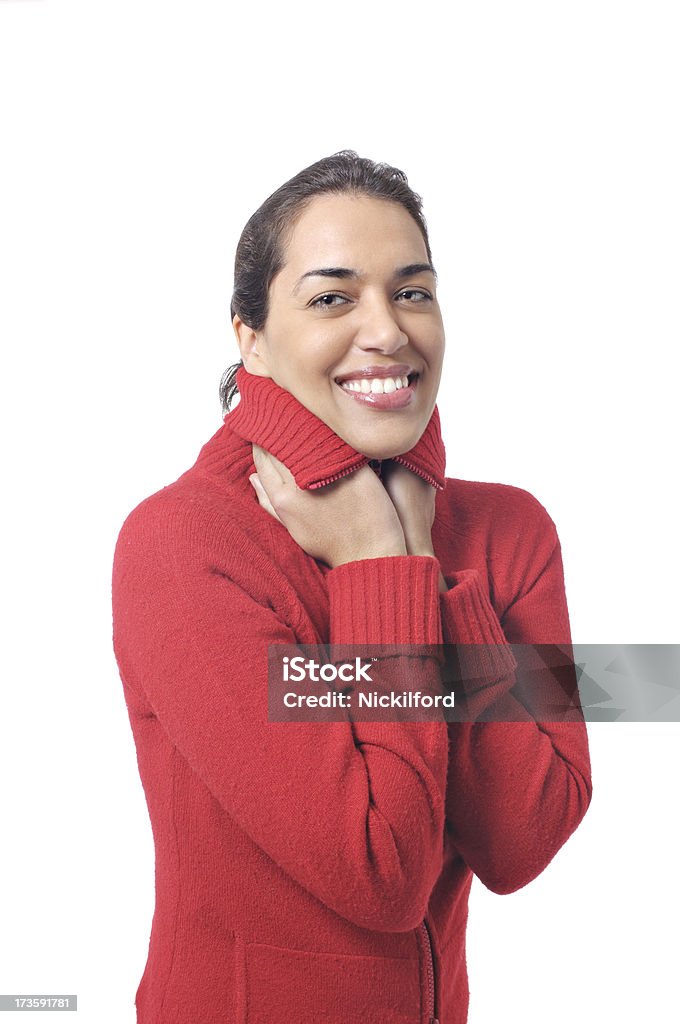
[112,150,592,1024]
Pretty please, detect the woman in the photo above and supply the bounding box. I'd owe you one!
[112,151,592,1024]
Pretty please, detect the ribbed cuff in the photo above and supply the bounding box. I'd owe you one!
[440,569,518,684]
[326,555,443,651]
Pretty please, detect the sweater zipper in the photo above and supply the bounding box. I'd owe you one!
[419,918,439,1024]
[308,459,440,492]
[307,464,366,489]
[393,458,441,491]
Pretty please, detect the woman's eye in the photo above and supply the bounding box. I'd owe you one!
[310,293,349,309]
[310,289,431,310]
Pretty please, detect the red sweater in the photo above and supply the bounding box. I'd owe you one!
[112,371,592,1024]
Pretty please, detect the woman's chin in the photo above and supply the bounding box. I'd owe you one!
[340,432,423,462]
[323,404,428,459]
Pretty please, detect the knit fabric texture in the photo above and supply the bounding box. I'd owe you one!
[112,378,592,1024]
[226,365,447,491]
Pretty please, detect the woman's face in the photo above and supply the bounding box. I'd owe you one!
[234,193,445,460]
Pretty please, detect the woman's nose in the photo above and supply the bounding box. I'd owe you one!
[353,298,408,354]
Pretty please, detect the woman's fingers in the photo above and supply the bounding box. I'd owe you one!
[249,473,284,523]
[251,445,304,525]
[252,444,296,488]
[380,461,437,553]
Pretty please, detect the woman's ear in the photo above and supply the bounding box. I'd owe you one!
[232,315,271,377]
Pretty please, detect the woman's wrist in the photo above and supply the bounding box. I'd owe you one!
[406,541,437,561]
[331,543,408,568]
[330,541,448,594]
[402,542,448,593]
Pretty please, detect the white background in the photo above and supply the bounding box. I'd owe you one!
[1,1,678,1021]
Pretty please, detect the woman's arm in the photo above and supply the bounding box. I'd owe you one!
[380,462,591,893]
[439,516,593,895]
[112,494,450,933]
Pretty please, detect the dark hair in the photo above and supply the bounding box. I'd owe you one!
[219,150,433,414]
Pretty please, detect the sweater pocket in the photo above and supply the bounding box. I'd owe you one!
[234,936,421,1024]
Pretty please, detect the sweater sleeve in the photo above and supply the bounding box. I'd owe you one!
[440,502,592,896]
[112,497,449,933]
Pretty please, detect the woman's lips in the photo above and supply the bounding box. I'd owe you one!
[335,374,418,410]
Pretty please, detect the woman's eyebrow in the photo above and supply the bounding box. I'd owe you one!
[292,262,437,295]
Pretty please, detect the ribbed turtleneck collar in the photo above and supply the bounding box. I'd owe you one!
[220,366,446,491]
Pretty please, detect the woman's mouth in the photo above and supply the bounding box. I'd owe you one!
[334,371,420,410]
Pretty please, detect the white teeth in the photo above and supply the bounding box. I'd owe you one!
[339,374,411,394]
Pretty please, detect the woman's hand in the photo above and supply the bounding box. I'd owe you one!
[249,445,407,570]
[380,461,449,593]
[379,461,436,556]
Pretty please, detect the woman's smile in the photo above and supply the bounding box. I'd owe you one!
[335,366,420,409]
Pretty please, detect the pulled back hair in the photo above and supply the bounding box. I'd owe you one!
[219,150,432,414]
